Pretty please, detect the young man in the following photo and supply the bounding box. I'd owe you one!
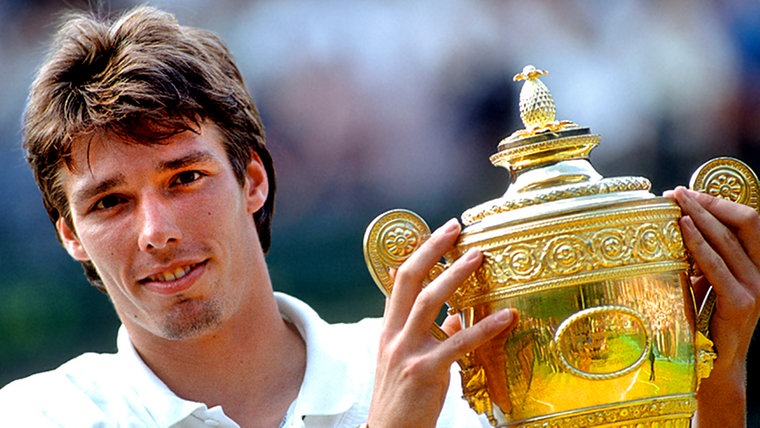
[0,5,757,427]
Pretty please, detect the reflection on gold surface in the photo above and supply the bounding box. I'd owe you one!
[554,306,650,378]
[462,271,697,424]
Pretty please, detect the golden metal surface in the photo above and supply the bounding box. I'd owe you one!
[362,66,759,426]
[363,208,431,295]
[511,65,577,137]
[462,176,652,225]
[690,157,760,209]
[512,395,696,427]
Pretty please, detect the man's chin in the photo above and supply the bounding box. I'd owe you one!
[159,299,222,340]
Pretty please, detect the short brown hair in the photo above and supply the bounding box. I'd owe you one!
[23,5,276,291]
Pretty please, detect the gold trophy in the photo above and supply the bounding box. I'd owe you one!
[363,65,759,427]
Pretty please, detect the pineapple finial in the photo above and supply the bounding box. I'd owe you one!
[513,65,556,131]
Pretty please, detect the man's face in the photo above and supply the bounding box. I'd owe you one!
[56,122,269,342]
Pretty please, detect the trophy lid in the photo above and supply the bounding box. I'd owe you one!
[461,65,652,229]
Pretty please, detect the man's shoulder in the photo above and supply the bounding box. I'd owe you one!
[0,351,146,425]
[1,351,120,395]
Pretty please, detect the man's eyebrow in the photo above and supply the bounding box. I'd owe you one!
[72,175,126,206]
[71,152,217,206]
[158,151,216,171]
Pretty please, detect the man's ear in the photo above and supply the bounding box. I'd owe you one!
[56,217,90,262]
[245,150,269,215]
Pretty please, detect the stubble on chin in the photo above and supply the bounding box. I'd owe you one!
[159,298,222,340]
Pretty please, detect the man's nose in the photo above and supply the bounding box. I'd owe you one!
[137,195,182,251]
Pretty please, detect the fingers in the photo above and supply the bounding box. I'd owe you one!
[383,218,460,332]
[678,215,745,308]
[404,249,482,337]
[436,308,517,363]
[668,187,760,263]
[370,217,518,427]
[440,313,462,335]
[383,216,518,357]
[667,187,760,290]
[382,215,519,362]
[666,186,760,367]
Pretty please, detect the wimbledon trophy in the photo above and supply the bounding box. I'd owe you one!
[363,65,759,427]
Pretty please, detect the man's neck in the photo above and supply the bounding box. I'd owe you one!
[127,292,307,427]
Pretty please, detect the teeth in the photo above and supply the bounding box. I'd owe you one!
[149,265,193,282]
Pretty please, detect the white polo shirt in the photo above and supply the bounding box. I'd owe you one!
[0,292,489,427]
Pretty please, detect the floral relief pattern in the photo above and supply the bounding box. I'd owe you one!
[706,172,743,202]
[455,217,688,299]
[591,229,631,266]
[516,396,696,428]
[382,226,419,259]
[633,224,665,261]
[505,244,543,279]
[545,235,588,275]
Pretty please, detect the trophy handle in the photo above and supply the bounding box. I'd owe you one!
[363,209,500,426]
[688,157,760,385]
[363,209,449,341]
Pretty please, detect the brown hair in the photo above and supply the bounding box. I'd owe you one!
[23,5,276,291]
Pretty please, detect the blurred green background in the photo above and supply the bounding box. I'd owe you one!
[1,0,759,424]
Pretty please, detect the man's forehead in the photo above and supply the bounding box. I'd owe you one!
[61,126,224,200]
[65,124,220,172]
[65,131,131,172]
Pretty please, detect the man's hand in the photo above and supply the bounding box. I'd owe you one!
[666,187,760,427]
[367,218,517,428]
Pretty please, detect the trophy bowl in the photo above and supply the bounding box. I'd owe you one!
[363,66,760,427]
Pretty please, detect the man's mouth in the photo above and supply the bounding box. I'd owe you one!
[144,262,202,283]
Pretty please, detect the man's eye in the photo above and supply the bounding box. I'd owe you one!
[92,194,125,211]
[173,171,203,186]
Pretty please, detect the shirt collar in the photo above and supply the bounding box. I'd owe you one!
[274,292,361,419]
[116,326,221,427]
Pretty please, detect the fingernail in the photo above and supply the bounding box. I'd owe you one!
[462,248,481,262]
[672,186,693,203]
[680,215,695,232]
[494,308,513,323]
[443,218,460,233]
